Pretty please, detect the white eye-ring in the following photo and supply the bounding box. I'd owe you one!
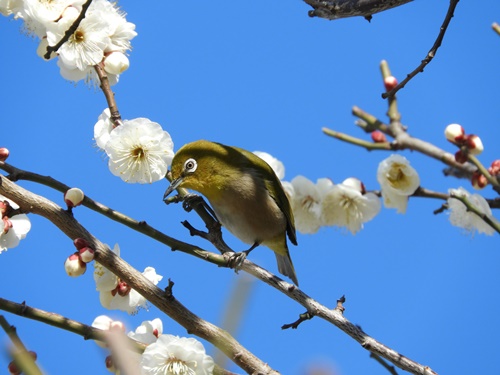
[184,158,197,173]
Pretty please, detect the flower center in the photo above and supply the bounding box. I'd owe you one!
[72,30,85,43]
[387,163,409,189]
[131,147,146,160]
[164,355,196,375]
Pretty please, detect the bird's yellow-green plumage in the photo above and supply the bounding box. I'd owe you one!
[165,140,299,285]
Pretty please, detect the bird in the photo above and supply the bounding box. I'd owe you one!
[163,140,299,285]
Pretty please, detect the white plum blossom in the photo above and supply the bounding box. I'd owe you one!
[94,108,114,149]
[377,154,420,214]
[448,187,495,236]
[51,11,110,70]
[10,0,136,84]
[0,195,31,253]
[128,318,163,345]
[91,315,125,348]
[104,118,174,184]
[286,176,332,234]
[253,151,285,180]
[94,244,163,314]
[321,178,381,234]
[141,334,214,375]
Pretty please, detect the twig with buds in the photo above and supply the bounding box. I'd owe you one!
[382,0,460,98]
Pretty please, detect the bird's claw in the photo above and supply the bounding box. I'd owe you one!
[228,251,247,271]
[182,193,202,212]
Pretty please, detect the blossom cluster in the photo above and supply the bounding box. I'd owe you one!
[92,316,214,374]
[94,109,175,184]
[93,244,163,314]
[256,152,422,235]
[0,194,31,253]
[1,0,136,85]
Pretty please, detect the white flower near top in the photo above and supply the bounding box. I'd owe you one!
[253,151,285,180]
[128,318,163,345]
[0,195,31,253]
[321,178,381,234]
[94,244,163,314]
[141,334,214,375]
[51,11,110,71]
[448,187,495,235]
[104,118,174,183]
[377,154,420,214]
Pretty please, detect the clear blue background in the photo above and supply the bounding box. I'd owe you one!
[1,1,500,374]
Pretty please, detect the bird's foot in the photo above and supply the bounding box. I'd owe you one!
[228,251,247,270]
[181,193,202,212]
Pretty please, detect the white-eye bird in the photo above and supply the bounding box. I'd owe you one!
[163,140,299,285]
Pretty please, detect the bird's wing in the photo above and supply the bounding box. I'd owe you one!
[237,148,298,246]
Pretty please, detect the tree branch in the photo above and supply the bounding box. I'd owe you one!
[0,176,277,375]
[304,0,412,21]
[0,174,439,375]
[382,0,460,98]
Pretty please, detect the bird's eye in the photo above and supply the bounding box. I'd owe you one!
[184,158,197,173]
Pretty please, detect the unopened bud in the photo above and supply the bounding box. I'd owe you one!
[64,188,84,208]
[471,171,488,190]
[110,321,126,332]
[454,150,468,164]
[79,246,95,263]
[384,76,398,92]
[104,52,130,75]
[488,160,500,176]
[0,148,9,162]
[73,238,90,250]
[116,280,131,296]
[8,361,20,375]
[105,355,116,372]
[444,123,465,144]
[64,252,86,277]
[371,131,387,143]
[466,134,484,155]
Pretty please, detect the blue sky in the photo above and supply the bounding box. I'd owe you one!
[1,1,500,374]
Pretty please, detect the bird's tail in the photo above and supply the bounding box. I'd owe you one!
[275,251,299,286]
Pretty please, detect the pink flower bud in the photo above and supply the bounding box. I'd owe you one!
[444,123,466,144]
[73,238,90,250]
[116,280,131,296]
[0,200,11,217]
[0,148,9,162]
[466,134,484,155]
[105,355,116,372]
[64,252,86,277]
[454,150,468,164]
[110,321,126,332]
[64,188,84,208]
[471,171,488,190]
[488,160,500,176]
[153,328,160,338]
[371,131,387,143]
[384,76,398,91]
[78,246,95,263]
[8,361,20,375]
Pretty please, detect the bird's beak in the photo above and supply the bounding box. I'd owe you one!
[163,176,184,201]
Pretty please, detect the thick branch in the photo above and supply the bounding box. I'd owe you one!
[304,0,412,21]
[0,176,277,375]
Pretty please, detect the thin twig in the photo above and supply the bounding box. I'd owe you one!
[382,0,460,98]
[94,63,122,125]
[0,315,43,375]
